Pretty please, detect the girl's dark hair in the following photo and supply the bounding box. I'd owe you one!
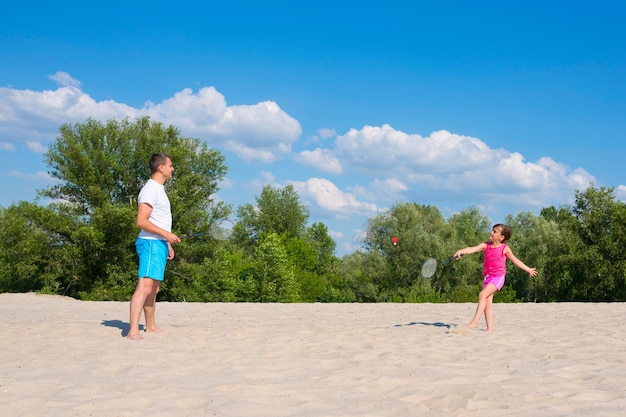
[149,153,169,174]
[493,223,512,241]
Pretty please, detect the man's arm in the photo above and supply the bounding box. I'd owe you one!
[136,203,180,244]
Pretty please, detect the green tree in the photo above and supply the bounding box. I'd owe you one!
[448,206,491,248]
[306,222,338,275]
[336,251,382,302]
[0,203,56,293]
[42,116,229,230]
[362,202,454,300]
[443,206,491,298]
[568,186,626,300]
[235,184,309,247]
[504,212,559,302]
[161,247,243,302]
[538,205,581,301]
[24,116,229,300]
[537,186,626,301]
[250,233,300,302]
[233,184,340,302]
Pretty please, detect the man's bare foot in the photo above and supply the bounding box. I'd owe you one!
[126,332,144,341]
[467,323,479,329]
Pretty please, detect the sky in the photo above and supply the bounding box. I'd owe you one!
[1,1,625,256]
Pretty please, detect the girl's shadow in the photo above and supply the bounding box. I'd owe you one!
[395,321,453,329]
[101,320,144,337]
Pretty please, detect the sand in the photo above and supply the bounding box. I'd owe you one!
[1,292,625,416]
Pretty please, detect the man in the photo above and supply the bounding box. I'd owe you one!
[127,153,180,340]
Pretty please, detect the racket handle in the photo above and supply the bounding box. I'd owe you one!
[180,233,202,239]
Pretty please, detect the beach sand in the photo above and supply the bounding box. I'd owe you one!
[1,292,625,416]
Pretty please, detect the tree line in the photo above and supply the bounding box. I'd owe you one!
[1,117,625,302]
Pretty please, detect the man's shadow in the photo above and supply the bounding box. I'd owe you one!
[395,321,453,329]
[101,320,144,337]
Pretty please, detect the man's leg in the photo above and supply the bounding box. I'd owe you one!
[127,278,156,340]
[143,281,162,333]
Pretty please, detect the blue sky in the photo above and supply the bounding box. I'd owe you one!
[1,1,625,255]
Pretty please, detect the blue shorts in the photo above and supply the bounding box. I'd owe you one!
[483,274,506,291]
[136,238,168,281]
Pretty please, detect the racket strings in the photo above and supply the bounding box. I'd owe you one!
[420,255,461,278]
[420,258,438,278]
[210,219,235,240]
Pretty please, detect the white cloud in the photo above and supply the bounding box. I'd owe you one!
[9,170,58,184]
[26,141,47,153]
[217,177,234,190]
[308,127,337,143]
[0,142,15,151]
[334,125,490,175]
[143,87,301,159]
[318,128,337,139]
[615,185,626,202]
[368,178,408,201]
[327,229,344,239]
[0,74,301,162]
[310,124,595,215]
[49,71,82,88]
[290,178,379,218]
[224,141,278,163]
[260,171,276,183]
[0,72,138,145]
[295,148,342,174]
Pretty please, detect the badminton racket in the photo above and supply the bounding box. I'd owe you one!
[180,218,235,241]
[208,218,235,240]
[420,255,461,278]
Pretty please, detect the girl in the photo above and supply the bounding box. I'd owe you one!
[454,224,537,332]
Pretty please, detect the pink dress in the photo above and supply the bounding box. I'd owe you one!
[482,242,507,290]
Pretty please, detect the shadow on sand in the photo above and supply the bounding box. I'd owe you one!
[101,319,144,337]
[394,321,454,329]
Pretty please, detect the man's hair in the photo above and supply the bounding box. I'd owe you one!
[493,223,512,241]
[149,153,169,174]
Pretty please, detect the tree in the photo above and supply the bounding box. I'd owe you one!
[235,184,309,247]
[568,186,626,300]
[444,206,491,297]
[447,206,491,248]
[0,203,56,293]
[42,116,229,227]
[306,222,338,275]
[250,233,299,302]
[26,116,229,299]
[336,251,382,302]
[362,202,455,299]
[504,212,561,302]
[234,185,339,302]
[537,186,626,301]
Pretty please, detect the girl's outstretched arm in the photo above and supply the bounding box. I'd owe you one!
[504,247,537,276]
[454,242,487,259]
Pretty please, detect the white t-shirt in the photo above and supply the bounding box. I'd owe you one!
[137,179,172,240]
